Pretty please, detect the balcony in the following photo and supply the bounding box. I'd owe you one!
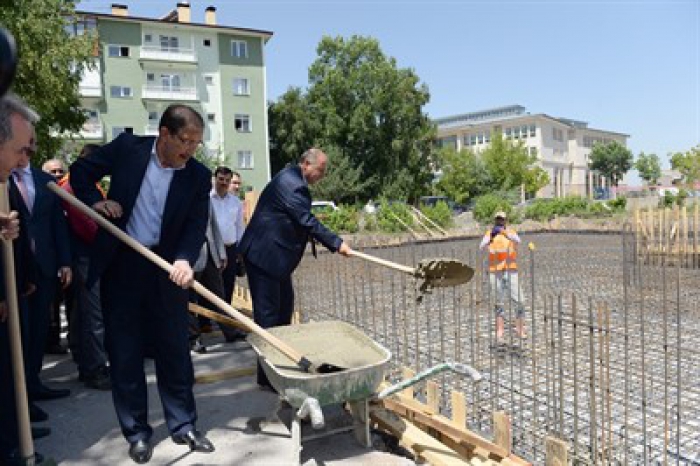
[140,45,197,63]
[79,84,102,98]
[144,124,159,136]
[142,85,198,101]
[80,121,103,139]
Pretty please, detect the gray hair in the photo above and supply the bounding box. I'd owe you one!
[299,147,325,165]
[0,93,39,145]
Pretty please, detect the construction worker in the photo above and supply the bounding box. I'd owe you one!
[480,211,526,343]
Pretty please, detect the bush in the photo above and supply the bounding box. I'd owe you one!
[607,196,627,210]
[419,201,453,228]
[322,205,360,233]
[473,194,514,224]
[376,200,414,232]
[522,196,617,221]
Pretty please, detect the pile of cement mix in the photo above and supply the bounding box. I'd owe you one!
[415,258,475,297]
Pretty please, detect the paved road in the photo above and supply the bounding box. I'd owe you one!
[32,335,413,465]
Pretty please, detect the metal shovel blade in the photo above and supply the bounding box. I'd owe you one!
[415,258,475,289]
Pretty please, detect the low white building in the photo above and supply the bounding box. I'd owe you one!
[435,105,629,198]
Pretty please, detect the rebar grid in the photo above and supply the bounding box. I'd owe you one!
[294,232,700,465]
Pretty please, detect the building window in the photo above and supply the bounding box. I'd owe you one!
[231,40,248,58]
[514,127,521,139]
[146,73,155,82]
[112,126,133,138]
[505,128,512,139]
[148,111,158,121]
[108,45,130,57]
[233,78,250,95]
[529,125,536,137]
[529,147,538,156]
[207,113,216,122]
[110,86,132,98]
[203,39,211,47]
[552,128,564,142]
[144,34,152,43]
[485,130,491,143]
[477,133,484,144]
[160,35,179,51]
[234,114,251,132]
[204,75,214,85]
[470,135,477,146]
[237,150,253,169]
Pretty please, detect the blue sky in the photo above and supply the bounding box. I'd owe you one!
[77,0,699,176]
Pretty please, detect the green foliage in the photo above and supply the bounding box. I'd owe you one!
[268,35,437,201]
[193,146,219,172]
[419,201,453,228]
[435,147,490,204]
[589,141,633,187]
[522,196,625,221]
[310,146,375,204]
[376,200,414,232]
[481,131,549,195]
[635,152,662,186]
[473,194,514,224]
[670,145,700,184]
[321,205,360,233]
[0,1,95,164]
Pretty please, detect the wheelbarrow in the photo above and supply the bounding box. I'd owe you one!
[248,320,481,465]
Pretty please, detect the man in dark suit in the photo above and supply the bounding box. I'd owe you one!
[10,128,72,405]
[238,148,352,389]
[71,104,214,464]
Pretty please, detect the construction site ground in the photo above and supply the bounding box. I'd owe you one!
[33,335,414,465]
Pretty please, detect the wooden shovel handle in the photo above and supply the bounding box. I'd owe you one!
[348,249,416,275]
[47,182,314,371]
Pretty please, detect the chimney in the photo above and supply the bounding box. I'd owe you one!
[177,2,191,23]
[205,6,217,25]
[111,3,128,16]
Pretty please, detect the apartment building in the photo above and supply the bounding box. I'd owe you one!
[71,2,273,190]
[435,105,629,198]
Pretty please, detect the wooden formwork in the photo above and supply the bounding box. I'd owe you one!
[634,204,700,267]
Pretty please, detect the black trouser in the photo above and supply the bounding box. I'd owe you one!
[26,272,55,396]
[245,259,294,388]
[221,244,238,305]
[0,321,19,460]
[70,254,107,375]
[192,251,239,340]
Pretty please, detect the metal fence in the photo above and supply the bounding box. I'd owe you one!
[293,230,700,464]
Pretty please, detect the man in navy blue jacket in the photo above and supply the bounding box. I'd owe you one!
[238,148,352,389]
[71,104,214,464]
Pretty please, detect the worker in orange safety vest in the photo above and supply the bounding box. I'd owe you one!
[480,210,526,343]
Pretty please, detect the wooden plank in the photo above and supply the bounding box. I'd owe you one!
[450,390,467,427]
[427,380,440,414]
[371,407,470,466]
[401,367,416,399]
[493,411,512,456]
[195,366,255,384]
[545,436,568,466]
[188,302,250,331]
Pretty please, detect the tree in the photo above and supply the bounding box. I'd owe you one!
[0,0,95,164]
[670,145,700,184]
[481,130,549,195]
[268,35,437,201]
[435,146,490,204]
[635,152,662,186]
[588,141,633,187]
[309,146,375,204]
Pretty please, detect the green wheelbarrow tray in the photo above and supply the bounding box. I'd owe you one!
[247,320,392,409]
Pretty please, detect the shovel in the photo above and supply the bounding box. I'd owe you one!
[47,182,344,374]
[349,250,475,290]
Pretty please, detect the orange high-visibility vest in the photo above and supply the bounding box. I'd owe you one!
[487,229,518,272]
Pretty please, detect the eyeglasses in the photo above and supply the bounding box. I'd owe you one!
[173,133,203,149]
[50,169,65,175]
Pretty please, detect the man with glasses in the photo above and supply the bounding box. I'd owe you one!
[71,104,214,463]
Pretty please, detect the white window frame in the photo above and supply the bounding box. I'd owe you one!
[230,40,248,58]
[110,86,132,98]
[233,77,250,95]
[237,150,253,169]
[234,114,251,133]
[108,45,130,57]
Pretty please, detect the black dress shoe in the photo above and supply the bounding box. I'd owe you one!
[83,366,112,390]
[45,343,68,355]
[171,430,215,453]
[6,450,44,465]
[128,439,153,464]
[33,385,70,401]
[30,402,48,422]
[31,426,51,439]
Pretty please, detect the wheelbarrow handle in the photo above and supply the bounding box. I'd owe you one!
[376,362,482,400]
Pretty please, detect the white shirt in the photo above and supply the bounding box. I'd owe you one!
[126,141,182,247]
[210,190,244,246]
[12,165,36,210]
